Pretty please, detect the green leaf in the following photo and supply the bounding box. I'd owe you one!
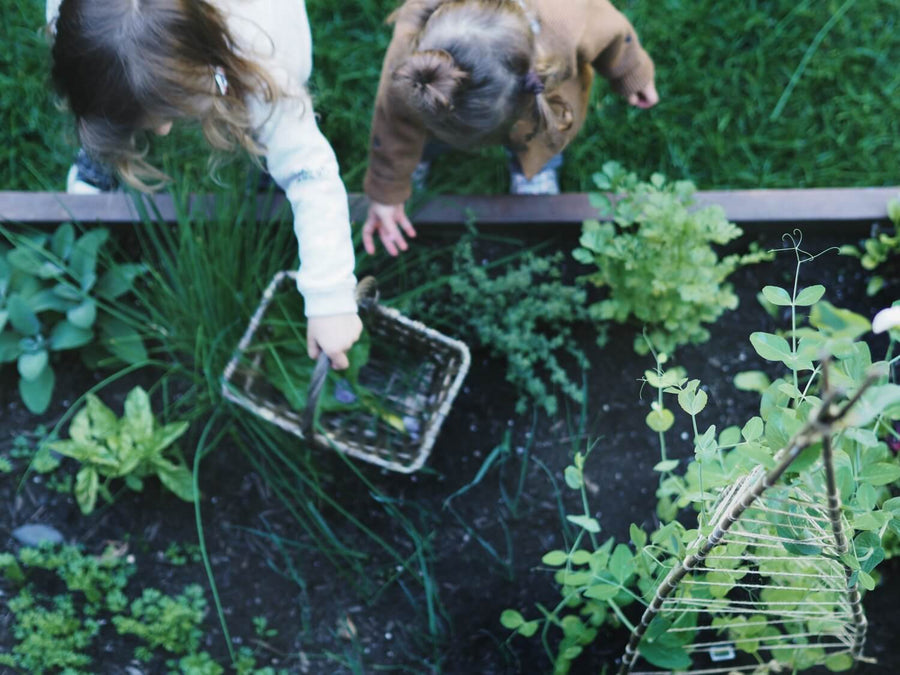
[567,515,601,533]
[500,609,524,630]
[49,320,94,351]
[51,223,75,259]
[95,263,146,299]
[19,364,55,414]
[843,385,900,428]
[7,294,41,336]
[147,422,189,456]
[749,332,792,362]
[542,551,568,567]
[583,582,619,601]
[653,459,679,472]
[824,652,854,672]
[564,465,583,490]
[761,285,792,306]
[794,285,826,306]
[78,394,119,442]
[17,349,48,381]
[678,388,708,415]
[518,620,538,638]
[810,302,870,340]
[99,316,147,364]
[629,523,647,549]
[608,544,634,583]
[734,370,771,392]
[66,300,97,329]
[0,333,21,362]
[646,408,674,432]
[741,417,764,441]
[156,463,196,502]
[639,636,692,670]
[69,229,109,289]
[123,387,154,440]
[858,462,900,486]
[75,467,100,514]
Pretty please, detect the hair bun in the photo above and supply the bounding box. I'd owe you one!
[394,49,467,115]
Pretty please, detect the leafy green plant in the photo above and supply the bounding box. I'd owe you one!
[0,223,147,413]
[504,247,900,673]
[416,242,590,415]
[48,386,195,514]
[841,194,900,295]
[113,585,207,660]
[0,543,244,673]
[573,162,770,355]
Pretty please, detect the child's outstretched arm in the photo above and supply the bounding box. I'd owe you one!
[579,0,658,108]
[238,0,362,369]
[362,7,430,256]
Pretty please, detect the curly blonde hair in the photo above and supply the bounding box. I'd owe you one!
[51,0,278,190]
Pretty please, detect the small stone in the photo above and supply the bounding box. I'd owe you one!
[12,524,64,547]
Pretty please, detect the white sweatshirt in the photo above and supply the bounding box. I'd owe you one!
[47,0,357,317]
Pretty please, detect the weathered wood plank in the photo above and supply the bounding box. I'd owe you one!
[1,186,897,227]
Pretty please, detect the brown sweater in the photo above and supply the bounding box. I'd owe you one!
[364,0,655,205]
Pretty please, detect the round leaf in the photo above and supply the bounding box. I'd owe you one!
[17,349,48,381]
[761,285,793,306]
[500,609,524,630]
[19,363,55,414]
[794,285,826,306]
[646,408,675,433]
[7,294,41,336]
[66,300,97,329]
[49,320,94,351]
[542,550,569,567]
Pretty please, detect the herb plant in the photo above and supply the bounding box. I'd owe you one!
[0,223,147,413]
[573,162,770,355]
[48,386,195,514]
[414,242,590,415]
[0,543,231,673]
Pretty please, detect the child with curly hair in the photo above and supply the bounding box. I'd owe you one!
[46,0,362,368]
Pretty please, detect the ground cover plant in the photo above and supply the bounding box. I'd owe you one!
[3,0,899,192]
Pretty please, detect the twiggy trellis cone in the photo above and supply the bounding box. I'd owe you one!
[618,361,878,675]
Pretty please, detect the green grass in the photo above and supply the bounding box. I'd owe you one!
[2,0,898,192]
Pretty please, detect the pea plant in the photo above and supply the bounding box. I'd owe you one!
[502,245,900,674]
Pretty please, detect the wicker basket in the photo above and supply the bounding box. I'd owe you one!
[221,271,470,473]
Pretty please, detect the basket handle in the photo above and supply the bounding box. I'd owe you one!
[299,276,379,437]
[300,352,331,436]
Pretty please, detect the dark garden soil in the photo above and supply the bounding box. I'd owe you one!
[2,223,899,675]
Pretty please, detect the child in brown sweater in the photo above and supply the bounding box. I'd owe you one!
[362,0,658,256]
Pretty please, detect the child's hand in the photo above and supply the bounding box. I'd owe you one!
[627,81,659,109]
[362,201,417,256]
[307,313,363,370]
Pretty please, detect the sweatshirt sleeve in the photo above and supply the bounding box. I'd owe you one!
[579,0,655,97]
[362,13,429,206]
[253,93,358,317]
[233,0,357,317]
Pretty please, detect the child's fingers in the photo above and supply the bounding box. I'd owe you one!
[362,215,378,255]
[378,226,400,256]
[398,212,417,239]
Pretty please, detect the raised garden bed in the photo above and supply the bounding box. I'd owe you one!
[1,187,898,674]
